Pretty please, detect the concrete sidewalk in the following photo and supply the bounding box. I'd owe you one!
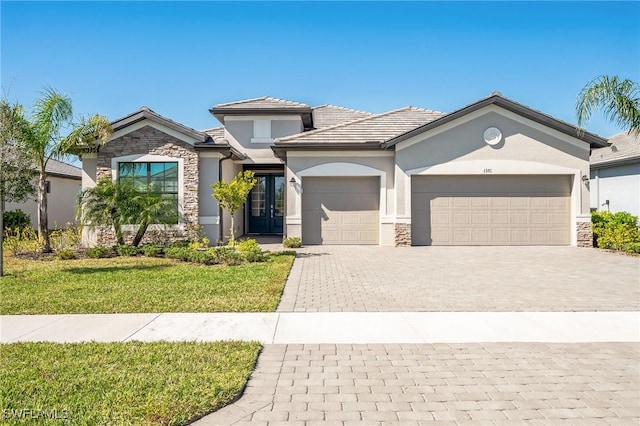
[2,312,639,344]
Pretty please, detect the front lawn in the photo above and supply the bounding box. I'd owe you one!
[1,341,261,425]
[0,254,294,314]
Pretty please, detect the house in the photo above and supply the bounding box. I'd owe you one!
[5,159,82,229]
[590,131,640,217]
[80,93,607,247]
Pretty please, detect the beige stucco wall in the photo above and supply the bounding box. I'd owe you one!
[5,175,80,230]
[394,107,592,246]
[225,118,301,164]
[198,154,221,243]
[285,153,396,245]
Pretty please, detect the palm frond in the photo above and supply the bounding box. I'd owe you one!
[30,87,73,160]
[60,114,113,155]
[576,75,640,136]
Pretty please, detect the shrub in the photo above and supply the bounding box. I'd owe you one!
[3,210,31,232]
[165,246,218,265]
[3,227,41,256]
[50,224,81,251]
[236,239,267,262]
[86,245,113,259]
[56,248,77,260]
[282,237,301,248]
[214,246,243,266]
[141,244,164,257]
[624,242,640,254]
[592,211,640,252]
[271,250,297,257]
[115,245,138,257]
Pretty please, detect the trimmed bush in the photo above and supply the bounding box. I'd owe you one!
[214,247,243,266]
[592,211,640,252]
[56,248,77,260]
[282,237,301,248]
[3,209,31,232]
[115,245,138,257]
[236,239,267,262]
[141,244,164,257]
[86,245,113,259]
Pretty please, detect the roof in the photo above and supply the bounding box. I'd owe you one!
[201,126,226,141]
[210,96,313,129]
[591,131,640,168]
[212,96,310,110]
[46,158,81,179]
[382,93,609,149]
[111,106,211,144]
[274,106,444,148]
[312,105,373,128]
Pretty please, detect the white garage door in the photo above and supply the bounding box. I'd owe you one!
[302,177,379,245]
[412,175,571,246]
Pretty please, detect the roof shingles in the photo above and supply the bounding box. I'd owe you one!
[311,105,373,129]
[212,96,310,110]
[591,131,640,167]
[276,107,444,145]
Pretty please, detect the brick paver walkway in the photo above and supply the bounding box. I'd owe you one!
[278,246,640,312]
[196,343,640,425]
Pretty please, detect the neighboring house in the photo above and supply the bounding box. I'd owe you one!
[5,159,82,229]
[80,93,607,247]
[590,131,640,217]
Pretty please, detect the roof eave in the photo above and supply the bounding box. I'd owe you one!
[591,155,640,170]
[209,108,313,128]
[272,141,384,159]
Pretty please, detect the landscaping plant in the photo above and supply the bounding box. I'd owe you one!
[212,171,257,244]
[592,210,640,253]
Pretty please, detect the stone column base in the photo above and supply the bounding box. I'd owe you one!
[394,223,411,247]
[577,221,593,248]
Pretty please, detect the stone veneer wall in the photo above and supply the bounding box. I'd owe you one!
[94,126,199,246]
[394,223,411,247]
[576,221,593,248]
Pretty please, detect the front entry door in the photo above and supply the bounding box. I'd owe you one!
[248,175,284,234]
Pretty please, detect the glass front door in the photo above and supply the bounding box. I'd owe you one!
[248,175,284,234]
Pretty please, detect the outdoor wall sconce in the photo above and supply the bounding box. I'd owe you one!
[289,177,296,187]
[581,174,589,184]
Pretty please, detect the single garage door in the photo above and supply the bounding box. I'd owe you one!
[302,176,379,245]
[412,175,571,246]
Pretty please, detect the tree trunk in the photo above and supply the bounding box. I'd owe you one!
[132,223,148,247]
[229,213,235,245]
[38,168,51,253]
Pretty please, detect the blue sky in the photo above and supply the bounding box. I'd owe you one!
[2,1,639,138]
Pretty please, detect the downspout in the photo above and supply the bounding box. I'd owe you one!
[218,151,234,243]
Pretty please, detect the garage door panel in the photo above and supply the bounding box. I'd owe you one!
[412,175,570,246]
[302,177,379,245]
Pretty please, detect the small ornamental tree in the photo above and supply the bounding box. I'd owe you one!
[78,178,178,247]
[212,171,257,244]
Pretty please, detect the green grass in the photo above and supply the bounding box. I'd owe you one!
[0,254,294,314]
[1,341,261,425]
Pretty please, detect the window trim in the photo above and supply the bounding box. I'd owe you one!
[111,154,184,229]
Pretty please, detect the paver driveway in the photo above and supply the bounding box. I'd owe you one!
[198,343,640,425]
[278,246,640,312]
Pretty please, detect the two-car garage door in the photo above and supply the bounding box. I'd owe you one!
[302,177,379,245]
[412,175,571,246]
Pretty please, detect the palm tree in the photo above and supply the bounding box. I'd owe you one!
[576,75,640,136]
[20,87,112,252]
[79,178,179,247]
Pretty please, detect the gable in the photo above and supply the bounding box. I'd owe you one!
[109,119,203,146]
[395,107,590,173]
